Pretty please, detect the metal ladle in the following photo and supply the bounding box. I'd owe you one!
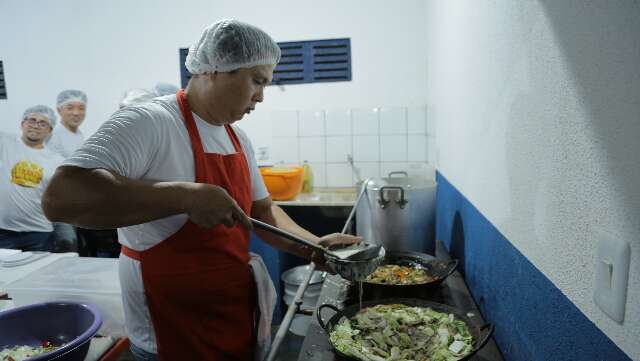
[250,217,382,262]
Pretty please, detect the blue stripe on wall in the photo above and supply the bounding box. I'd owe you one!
[435,172,630,361]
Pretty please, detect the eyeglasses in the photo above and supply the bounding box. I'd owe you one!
[22,118,52,129]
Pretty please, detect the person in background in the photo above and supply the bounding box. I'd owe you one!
[152,83,180,97]
[46,89,88,252]
[43,19,360,360]
[119,89,157,109]
[0,106,63,251]
[48,89,88,158]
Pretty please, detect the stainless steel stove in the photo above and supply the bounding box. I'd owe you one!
[296,242,504,361]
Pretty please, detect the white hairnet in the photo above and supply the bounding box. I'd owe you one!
[119,89,157,109]
[152,83,180,97]
[22,105,57,128]
[185,19,281,74]
[57,89,88,107]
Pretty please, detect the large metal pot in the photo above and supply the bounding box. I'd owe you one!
[356,172,437,254]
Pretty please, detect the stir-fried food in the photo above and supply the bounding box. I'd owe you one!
[365,265,435,285]
[0,341,60,361]
[329,304,473,361]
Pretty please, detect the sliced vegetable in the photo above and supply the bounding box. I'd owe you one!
[365,265,435,285]
[329,304,473,361]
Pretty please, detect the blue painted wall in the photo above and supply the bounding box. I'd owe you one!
[435,172,631,361]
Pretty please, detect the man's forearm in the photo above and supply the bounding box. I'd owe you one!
[43,166,191,229]
[253,204,319,259]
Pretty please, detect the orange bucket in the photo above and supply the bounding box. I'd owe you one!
[260,166,304,201]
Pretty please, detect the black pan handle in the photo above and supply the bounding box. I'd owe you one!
[316,303,341,330]
[474,323,495,352]
[443,259,459,278]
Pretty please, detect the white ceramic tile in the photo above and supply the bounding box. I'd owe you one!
[408,135,427,162]
[379,107,407,135]
[353,135,380,162]
[271,110,298,137]
[408,105,427,134]
[351,108,379,135]
[271,137,298,163]
[308,162,327,187]
[299,110,326,136]
[299,137,326,163]
[326,136,352,163]
[380,135,407,162]
[380,162,410,178]
[426,106,436,136]
[326,163,353,187]
[353,162,380,181]
[325,109,352,136]
[427,136,437,165]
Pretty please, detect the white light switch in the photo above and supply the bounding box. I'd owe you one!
[594,231,630,324]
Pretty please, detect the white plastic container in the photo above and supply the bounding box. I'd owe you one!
[4,257,124,336]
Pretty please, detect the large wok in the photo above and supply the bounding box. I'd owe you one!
[358,251,458,301]
[317,298,494,361]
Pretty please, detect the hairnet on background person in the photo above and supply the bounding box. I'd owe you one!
[22,105,57,127]
[119,89,157,109]
[56,89,88,107]
[185,19,281,74]
[152,83,180,97]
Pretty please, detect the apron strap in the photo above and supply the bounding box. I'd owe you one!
[121,245,142,261]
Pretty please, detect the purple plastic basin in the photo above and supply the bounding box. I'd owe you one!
[0,302,102,361]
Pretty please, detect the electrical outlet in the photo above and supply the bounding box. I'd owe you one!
[594,230,630,324]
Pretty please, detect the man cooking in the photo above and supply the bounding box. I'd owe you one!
[43,19,360,360]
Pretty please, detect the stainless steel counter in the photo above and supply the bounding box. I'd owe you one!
[274,188,356,207]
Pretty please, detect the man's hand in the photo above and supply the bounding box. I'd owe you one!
[311,233,363,273]
[317,233,362,248]
[184,183,252,229]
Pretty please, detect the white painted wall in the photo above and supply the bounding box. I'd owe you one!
[426,1,639,359]
[0,0,428,164]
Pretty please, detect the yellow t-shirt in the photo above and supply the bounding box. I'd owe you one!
[0,133,63,232]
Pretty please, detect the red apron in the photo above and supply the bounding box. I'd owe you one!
[121,89,255,360]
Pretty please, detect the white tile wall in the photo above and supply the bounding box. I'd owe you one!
[299,110,326,136]
[326,163,353,187]
[353,135,380,162]
[426,106,436,136]
[325,109,352,136]
[408,135,428,162]
[352,108,379,135]
[354,162,381,181]
[408,105,427,134]
[299,136,326,163]
[427,136,437,166]
[309,162,327,187]
[326,136,352,163]
[272,110,298,137]
[380,107,407,135]
[267,105,431,187]
[271,136,299,163]
[380,135,408,162]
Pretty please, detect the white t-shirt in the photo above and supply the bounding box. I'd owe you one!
[63,94,269,353]
[47,124,85,158]
[0,133,64,232]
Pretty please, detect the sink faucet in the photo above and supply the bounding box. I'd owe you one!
[346,154,362,183]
